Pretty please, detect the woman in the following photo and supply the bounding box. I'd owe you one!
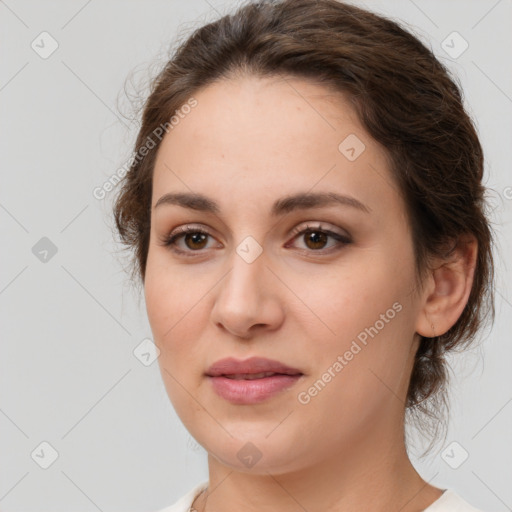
[113,0,495,510]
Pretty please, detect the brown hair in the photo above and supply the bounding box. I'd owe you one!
[112,0,494,450]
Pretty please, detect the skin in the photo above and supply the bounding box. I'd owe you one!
[144,75,477,511]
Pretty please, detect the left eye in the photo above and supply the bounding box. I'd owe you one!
[287,224,351,252]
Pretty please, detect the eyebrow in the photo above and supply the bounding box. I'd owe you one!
[154,191,371,215]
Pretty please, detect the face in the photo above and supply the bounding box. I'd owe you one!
[144,75,425,474]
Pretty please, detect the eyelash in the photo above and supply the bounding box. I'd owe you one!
[158,223,352,257]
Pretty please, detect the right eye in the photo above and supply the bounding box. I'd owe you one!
[158,225,221,255]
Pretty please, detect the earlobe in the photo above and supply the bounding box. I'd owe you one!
[415,237,477,338]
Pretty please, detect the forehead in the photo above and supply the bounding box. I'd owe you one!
[158,75,365,162]
[151,75,399,218]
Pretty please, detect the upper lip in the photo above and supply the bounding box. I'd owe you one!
[206,357,303,377]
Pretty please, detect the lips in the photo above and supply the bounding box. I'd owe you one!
[206,356,303,378]
[205,357,304,404]
[224,371,282,380]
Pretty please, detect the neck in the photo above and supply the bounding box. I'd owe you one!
[193,416,443,512]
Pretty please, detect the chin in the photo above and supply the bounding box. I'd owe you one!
[198,428,309,475]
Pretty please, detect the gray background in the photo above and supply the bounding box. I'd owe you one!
[1,0,511,511]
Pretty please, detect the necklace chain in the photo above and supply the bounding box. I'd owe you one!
[190,487,208,512]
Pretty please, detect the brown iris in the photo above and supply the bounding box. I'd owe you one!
[184,232,208,250]
[303,230,328,250]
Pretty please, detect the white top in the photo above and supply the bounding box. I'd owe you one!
[154,480,485,512]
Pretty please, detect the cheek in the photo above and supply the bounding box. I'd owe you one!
[298,255,412,344]
[144,266,211,422]
[295,303,414,443]
[296,254,417,398]
[144,253,209,372]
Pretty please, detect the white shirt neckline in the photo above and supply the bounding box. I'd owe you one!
[156,480,483,512]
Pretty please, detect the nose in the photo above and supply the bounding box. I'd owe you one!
[210,246,285,339]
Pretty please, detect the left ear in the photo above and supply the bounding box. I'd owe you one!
[415,235,478,338]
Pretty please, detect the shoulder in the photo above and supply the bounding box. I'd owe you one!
[152,480,209,512]
[424,489,485,512]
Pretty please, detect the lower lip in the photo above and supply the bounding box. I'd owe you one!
[208,374,303,404]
